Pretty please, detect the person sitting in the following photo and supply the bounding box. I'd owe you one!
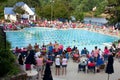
[66,46,72,55]
[81,47,89,56]
[87,61,96,73]
[78,55,88,72]
[73,53,80,62]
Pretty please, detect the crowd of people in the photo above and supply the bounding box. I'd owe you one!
[0,19,120,36]
[1,19,120,79]
[15,39,120,79]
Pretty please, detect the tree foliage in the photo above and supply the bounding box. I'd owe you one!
[95,0,108,16]
[106,0,120,25]
[1,0,117,22]
[13,6,25,15]
[0,28,19,77]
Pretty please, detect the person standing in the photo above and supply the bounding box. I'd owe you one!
[105,54,114,74]
[55,55,61,76]
[43,63,53,80]
[103,46,110,62]
[18,54,24,70]
[36,55,44,79]
[93,46,99,62]
[61,56,68,75]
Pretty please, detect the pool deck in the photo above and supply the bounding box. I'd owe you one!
[25,57,120,80]
[5,27,120,38]
[82,27,120,38]
[51,58,120,80]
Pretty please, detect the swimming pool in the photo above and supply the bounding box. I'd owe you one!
[6,27,119,51]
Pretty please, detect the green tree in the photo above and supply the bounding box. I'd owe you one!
[0,0,111,20]
[106,0,120,25]
[13,6,25,21]
[0,28,19,77]
[53,1,69,19]
[95,0,108,16]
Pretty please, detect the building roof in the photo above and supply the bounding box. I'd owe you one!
[4,2,35,15]
[14,2,25,7]
[4,7,15,14]
[4,7,35,15]
[31,8,35,12]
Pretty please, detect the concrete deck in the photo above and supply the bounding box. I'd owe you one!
[51,58,120,80]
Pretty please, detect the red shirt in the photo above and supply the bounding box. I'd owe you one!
[66,47,72,52]
[88,62,95,67]
[104,49,109,55]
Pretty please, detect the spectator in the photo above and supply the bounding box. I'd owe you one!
[81,47,89,56]
[55,55,61,76]
[61,56,68,75]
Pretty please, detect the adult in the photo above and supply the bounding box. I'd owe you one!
[34,43,39,49]
[18,54,24,70]
[78,55,88,72]
[87,61,96,73]
[41,45,47,55]
[34,43,39,52]
[116,40,120,59]
[103,46,110,62]
[117,40,120,50]
[96,53,104,72]
[27,44,33,51]
[36,55,44,79]
[109,43,117,57]
[105,54,114,80]
[43,63,53,80]
[66,46,72,55]
[93,46,99,62]
[35,50,41,58]
[48,42,53,54]
[14,46,21,56]
[25,50,36,70]
[81,47,89,56]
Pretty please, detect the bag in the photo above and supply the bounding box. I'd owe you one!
[99,64,105,69]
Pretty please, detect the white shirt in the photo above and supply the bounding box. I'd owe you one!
[35,52,41,58]
[55,58,60,65]
[62,58,67,65]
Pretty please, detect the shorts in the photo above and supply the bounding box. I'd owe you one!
[36,66,42,71]
[62,65,67,67]
[56,65,60,68]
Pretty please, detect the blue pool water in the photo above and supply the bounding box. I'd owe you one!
[6,27,119,51]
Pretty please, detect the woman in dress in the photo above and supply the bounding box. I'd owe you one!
[105,54,114,74]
